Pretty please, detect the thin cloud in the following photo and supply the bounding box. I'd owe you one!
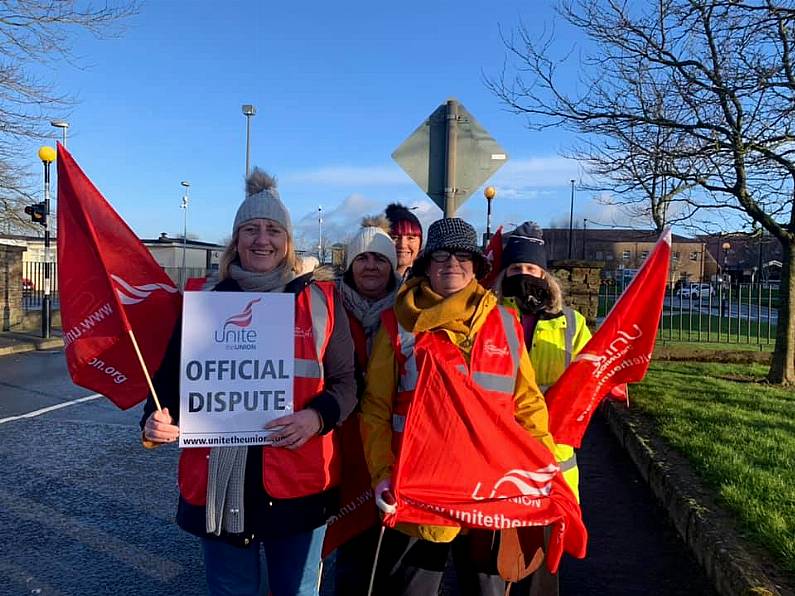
[282,165,409,187]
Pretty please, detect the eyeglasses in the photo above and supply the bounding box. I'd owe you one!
[429,250,474,263]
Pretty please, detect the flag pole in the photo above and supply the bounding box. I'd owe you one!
[127,328,162,412]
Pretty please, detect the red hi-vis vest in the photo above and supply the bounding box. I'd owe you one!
[178,281,339,503]
[381,305,523,456]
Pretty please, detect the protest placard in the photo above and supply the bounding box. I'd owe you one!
[179,292,295,448]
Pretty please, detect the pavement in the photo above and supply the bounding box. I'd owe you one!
[0,332,791,596]
[0,330,63,356]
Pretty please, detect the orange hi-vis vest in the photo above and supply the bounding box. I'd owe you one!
[178,281,340,504]
[381,305,522,456]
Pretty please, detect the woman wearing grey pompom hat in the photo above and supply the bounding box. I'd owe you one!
[141,168,356,596]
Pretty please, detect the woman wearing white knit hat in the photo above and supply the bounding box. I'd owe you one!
[324,216,399,595]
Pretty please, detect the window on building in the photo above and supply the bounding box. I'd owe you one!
[622,250,631,260]
[595,250,604,260]
[640,250,649,260]
[690,251,699,261]
[605,253,614,261]
[673,251,680,261]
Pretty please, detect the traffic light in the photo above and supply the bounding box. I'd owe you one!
[24,202,46,226]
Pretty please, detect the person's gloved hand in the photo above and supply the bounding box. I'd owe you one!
[374,478,397,515]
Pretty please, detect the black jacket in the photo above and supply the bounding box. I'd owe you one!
[140,274,356,543]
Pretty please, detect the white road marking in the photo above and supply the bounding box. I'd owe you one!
[0,393,102,425]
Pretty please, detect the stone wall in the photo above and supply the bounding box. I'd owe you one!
[549,259,603,328]
[0,244,26,331]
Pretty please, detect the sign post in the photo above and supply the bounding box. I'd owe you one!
[392,98,509,217]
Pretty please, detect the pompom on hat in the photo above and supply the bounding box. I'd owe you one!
[502,221,547,269]
[233,168,292,238]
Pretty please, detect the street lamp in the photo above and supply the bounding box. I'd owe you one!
[317,205,323,263]
[180,181,190,289]
[38,146,56,338]
[568,179,576,259]
[721,241,731,284]
[50,120,69,146]
[582,218,588,259]
[242,104,256,177]
[483,186,496,247]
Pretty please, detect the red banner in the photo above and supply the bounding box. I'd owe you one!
[57,143,181,410]
[481,226,503,289]
[546,230,672,446]
[386,339,587,573]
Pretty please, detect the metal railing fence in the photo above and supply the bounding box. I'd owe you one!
[598,281,778,345]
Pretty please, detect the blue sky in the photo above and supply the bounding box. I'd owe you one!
[26,0,632,251]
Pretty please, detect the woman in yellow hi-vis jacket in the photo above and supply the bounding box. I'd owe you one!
[494,221,591,596]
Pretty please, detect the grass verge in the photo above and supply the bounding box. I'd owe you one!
[632,361,795,578]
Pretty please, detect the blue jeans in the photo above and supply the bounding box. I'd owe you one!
[202,526,326,596]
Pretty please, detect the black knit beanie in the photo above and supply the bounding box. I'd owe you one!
[502,221,547,269]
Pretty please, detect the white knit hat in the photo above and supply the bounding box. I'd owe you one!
[346,226,397,272]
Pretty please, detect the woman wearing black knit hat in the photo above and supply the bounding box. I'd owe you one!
[493,221,592,596]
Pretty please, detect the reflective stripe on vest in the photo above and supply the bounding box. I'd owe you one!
[393,306,520,409]
[563,307,577,369]
[295,359,323,378]
[558,452,578,472]
[497,306,521,369]
[300,283,329,380]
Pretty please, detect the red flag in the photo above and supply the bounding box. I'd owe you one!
[546,230,671,447]
[480,226,503,289]
[57,143,181,410]
[386,338,587,573]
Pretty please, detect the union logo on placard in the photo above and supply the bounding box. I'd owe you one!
[215,298,261,348]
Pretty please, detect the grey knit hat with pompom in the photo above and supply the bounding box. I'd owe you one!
[233,168,292,238]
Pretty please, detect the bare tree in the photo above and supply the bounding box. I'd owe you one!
[487,0,795,384]
[0,0,138,232]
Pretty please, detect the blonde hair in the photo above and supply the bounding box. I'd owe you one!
[219,227,301,280]
[493,267,564,314]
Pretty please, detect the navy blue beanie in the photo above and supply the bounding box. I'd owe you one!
[502,222,547,269]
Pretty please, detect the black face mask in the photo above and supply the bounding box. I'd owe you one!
[502,274,550,314]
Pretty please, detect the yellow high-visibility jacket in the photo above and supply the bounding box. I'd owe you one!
[508,302,592,502]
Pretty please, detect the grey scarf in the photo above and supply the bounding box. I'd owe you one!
[205,259,297,536]
[337,278,397,353]
[229,260,297,293]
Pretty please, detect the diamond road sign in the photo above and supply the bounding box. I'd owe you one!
[392,100,509,214]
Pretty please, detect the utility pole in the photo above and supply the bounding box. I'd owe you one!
[317,205,323,263]
[443,99,459,217]
[568,179,575,259]
[180,181,190,289]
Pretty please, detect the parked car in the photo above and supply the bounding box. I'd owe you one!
[675,283,715,299]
